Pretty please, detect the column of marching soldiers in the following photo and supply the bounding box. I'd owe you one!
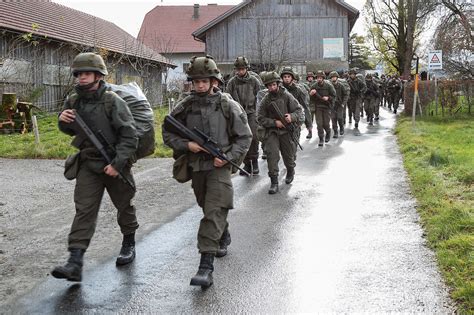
[52,53,404,291]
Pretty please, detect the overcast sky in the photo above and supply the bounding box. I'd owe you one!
[53,0,367,37]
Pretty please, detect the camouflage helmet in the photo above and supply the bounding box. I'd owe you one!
[329,71,339,79]
[71,52,108,76]
[306,71,315,79]
[186,55,221,81]
[295,72,301,82]
[234,56,249,69]
[315,70,326,79]
[262,71,282,86]
[348,68,357,75]
[280,66,297,80]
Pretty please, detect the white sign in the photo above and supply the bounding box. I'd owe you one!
[428,50,443,70]
[323,38,344,59]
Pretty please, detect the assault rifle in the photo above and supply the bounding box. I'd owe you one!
[270,102,303,151]
[73,112,136,191]
[163,115,251,176]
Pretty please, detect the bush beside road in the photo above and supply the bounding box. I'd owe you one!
[396,115,473,312]
[0,107,172,159]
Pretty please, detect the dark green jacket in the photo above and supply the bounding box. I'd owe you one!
[163,90,252,172]
[309,80,337,109]
[257,86,304,136]
[59,81,138,172]
[332,79,350,108]
[226,72,263,114]
[348,77,367,98]
[284,82,312,127]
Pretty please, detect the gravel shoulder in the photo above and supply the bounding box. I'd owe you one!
[0,158,194,307]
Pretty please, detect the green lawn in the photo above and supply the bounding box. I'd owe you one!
[396,115,474,313]
[0,107,172,159]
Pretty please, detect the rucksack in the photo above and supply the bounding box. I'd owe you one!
[68,82,155,159]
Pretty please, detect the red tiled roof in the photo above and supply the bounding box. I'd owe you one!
[138,5,234,54]
[0,1,174,67]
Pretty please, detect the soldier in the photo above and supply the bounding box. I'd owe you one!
[380,74,387,107]
[309,70,336,146]
[372,72,382,121]
[257,71,304,194]
[347,69,367,129]
[163,55,252,288]
[226,56,263,176]
[304,71,316,138]
[52,53,138,282]
[387,74,402,114]
[363,73,380,125]
[280,66,312,140]
[329,71,350,138]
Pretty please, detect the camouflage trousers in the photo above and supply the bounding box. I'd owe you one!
[264,131,297,177]
[315,107,331,138]
[191,167,233,254]
[244,112,259,162]
[364,97,378,120]
[68,162,138,250]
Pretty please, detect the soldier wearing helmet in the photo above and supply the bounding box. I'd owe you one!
[53,52,139,282]
[163,55,252,288]
[347,68,367,129]
[280,66,312,139]
[363,73,380,125]
[257,71,304,194]
[309,70,337,146]
[329,71,350,137]
[386,74,402,114]
[226,56,264,176]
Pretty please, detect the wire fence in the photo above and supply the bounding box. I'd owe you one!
[404,80,474,117]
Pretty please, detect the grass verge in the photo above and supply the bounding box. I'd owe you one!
[0,107,172,159]
[396,115,473,313]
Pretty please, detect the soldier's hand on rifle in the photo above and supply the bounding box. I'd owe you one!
[309,89,317,96]
[59,109,76,123]
[275,120,285,128]
[104,164,119,177]
[214,157,228,168]
[188,141,208,153]
[322,96,329,101]
[284,113,292,123]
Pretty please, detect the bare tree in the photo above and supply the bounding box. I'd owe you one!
[365,0,436,76]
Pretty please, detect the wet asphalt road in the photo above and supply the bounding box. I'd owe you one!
[5,106,454,313]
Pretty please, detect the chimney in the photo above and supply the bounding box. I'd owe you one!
[193,4,200,19]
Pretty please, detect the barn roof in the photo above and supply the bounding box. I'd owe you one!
[193,0,360,41]
[0,1,175,68]
[138,4,234,54]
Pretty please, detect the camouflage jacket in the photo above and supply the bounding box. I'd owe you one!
[309,80,337,109]
[225,72,263,114]
[332,79,350,107]
[348,77,367,98]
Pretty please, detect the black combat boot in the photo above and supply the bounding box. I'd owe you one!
[355,122,359,129]
[261,154,267,160]
[240,162,252,176]
[349,116,352,124]
[333,130,339,138]
[340,126,345,135]
[251,159,259,175]
[268,176,279,194]
[215,229,231,258]
[325,133,331,143]
[374,115,379,121]
[51,248,85,282]
[190,253,214,288]
[318,137,324,147]
[306,130,312,139]
[393,109,397,114]
[285,168,295,184]
[116,233,136,266]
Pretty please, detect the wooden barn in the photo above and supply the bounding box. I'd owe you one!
[0,1,175,112]
[192,0,359,74]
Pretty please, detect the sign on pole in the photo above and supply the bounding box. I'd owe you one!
[428,50,443,70]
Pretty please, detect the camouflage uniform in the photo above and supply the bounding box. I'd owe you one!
[387,75,402,113]
[163,55,252,288]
